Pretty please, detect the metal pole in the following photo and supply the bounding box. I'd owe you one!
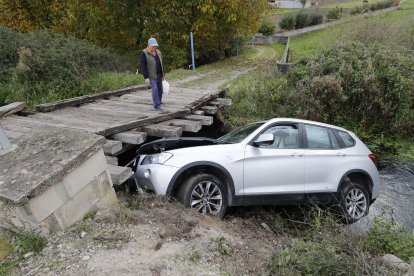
[190,32,195,71]
[236,36,239,57]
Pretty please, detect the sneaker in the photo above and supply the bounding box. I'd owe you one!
[156,108,164,113]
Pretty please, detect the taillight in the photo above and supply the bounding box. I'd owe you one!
[368,153,378,167]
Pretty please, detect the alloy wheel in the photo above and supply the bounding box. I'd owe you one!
[345,188,367,220]
[190,181,223,214]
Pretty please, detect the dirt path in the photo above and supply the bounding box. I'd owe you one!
[15,196,286,275]
[170,44,279,91]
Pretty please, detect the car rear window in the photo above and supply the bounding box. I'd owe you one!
[337,131,355,147]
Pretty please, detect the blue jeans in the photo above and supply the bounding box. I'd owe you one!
[150,76,163,110]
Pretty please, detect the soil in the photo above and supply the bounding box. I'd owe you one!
[13,195,288,275]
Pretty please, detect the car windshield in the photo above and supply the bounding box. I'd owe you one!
[217,122,265,144]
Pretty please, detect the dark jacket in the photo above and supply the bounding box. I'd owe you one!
[140,47,163,79]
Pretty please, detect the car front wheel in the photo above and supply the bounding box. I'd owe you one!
[339,181,369,223]
[178,173,227,217]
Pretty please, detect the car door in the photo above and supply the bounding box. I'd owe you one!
[243,124,305,195]
[303,124,346,193]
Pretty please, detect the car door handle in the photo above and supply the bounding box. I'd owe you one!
[291,152,303,157]
[336,152,346,157]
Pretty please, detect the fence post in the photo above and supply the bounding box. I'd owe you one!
[190,32,195,71]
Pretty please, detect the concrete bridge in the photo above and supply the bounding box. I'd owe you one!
[0,84,231,234]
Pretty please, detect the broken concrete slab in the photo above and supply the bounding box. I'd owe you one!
[184,115,213,126]
[103,140,122,155]
[111,130,147,145]
[0,102,26,117]
[108,165,132,186]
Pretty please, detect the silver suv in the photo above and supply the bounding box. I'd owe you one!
[133,118,380,222]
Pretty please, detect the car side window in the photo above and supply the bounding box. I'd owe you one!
[337,131,355,147]
[261,125,299,149]
[305,124,333,149]
[329,129,340,149]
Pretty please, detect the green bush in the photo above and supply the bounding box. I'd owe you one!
[295,12,311,29]
[309,12,324,26]
[0,26,136,106]
[326,6,343,21]
[366,218,414,262]
[258,20,276,36]
[279,14,296,30]
[279,11,324,31]
[288,42,414,140]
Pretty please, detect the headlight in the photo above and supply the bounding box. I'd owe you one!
[142,152,173,165]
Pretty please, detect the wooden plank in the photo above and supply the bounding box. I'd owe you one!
[99,109,190,136]
[8,114,104,133]
[30,113,108,132]
[103,140,123,155]
[141,124,182,137]
[184,114,213,126]
[200,105,218,115]
[161,119,202,133]
[108,165,132,185]
[0,102,26,117]
[105,156,118,166]
[36,85,147,112]
[111,130,147,145]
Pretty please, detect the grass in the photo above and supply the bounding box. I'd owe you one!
[0,237,12,260]
[289,0,414,62]
[319,0,382,8]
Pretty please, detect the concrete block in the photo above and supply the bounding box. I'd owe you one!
[96,189,119,210]
[111,130,147,145]
[200,105,217,115]
[103,139,122,155]
[105,155,118,166]
[184,115,213,126]
[62,149,107,197]
[193,110,205,115]
[108,165,132,186]
[24,181,69,223]
[53,178,102,229]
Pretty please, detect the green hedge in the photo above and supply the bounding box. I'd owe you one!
[0,26,135,106]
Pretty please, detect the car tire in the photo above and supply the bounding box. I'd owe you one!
[178,173,227,218]
[339,181,370,223]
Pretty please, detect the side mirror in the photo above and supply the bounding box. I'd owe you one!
[253,133,274,146]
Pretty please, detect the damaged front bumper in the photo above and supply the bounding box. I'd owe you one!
[133,155,180,195]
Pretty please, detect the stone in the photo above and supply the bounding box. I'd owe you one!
[406,260,414,276]
[24,252,33,258]
[381,254,409,271]
[80,231,86,238]
[81,255,90,261]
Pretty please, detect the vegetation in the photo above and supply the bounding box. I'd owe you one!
[0,26,138,106]
[0,0,267,67]
[279,10,324,30]
[0,223,48,275]
[264,208,411,275]
[258,20,276,36]
[366,218,414,262]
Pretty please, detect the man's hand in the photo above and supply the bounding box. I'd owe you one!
[144,78,150,85]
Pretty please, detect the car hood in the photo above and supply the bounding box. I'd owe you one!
[136,137,221,154]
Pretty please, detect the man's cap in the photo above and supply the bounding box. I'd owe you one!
[148,38,159,47]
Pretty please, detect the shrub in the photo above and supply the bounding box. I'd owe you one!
[279,14,296,30]
[0,26,136,106]
[295,12,311,29]
[326,6,343,21]
[288,42,414,140]
[279,11,324,31]
[309,12,324,26]
[366,218,414,262]
[258,20,276,36]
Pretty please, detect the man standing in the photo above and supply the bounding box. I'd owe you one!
[140,38,164,111]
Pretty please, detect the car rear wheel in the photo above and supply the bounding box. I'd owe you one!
[339,181,369,223]
[178,173,227,217]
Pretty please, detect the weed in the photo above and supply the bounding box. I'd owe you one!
[188,247,201,263]
[216,237,234,257]
[366,218,414,262]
